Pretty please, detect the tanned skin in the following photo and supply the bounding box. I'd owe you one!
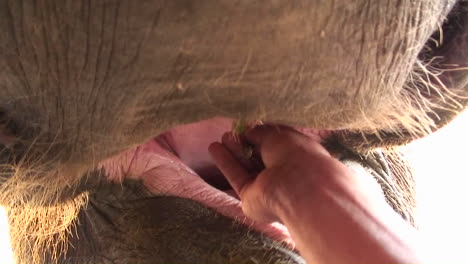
[209,125,425,264]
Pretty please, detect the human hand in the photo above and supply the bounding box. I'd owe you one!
[209,125,352,223]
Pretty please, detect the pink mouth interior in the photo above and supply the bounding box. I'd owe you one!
[100,117,330,248]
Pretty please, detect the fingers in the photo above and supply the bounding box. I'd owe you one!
[243,125,273,146]
[221,132,265,172]
[221,133,253,170]
[208,142,252,196]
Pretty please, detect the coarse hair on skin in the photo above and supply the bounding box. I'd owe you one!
[336,5,467,150]
[6,196,88,264]
[339,58,467,150]
[0,138,100,264]
[0,153,90,264]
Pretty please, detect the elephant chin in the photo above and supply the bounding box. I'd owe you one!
[97,117,332,248]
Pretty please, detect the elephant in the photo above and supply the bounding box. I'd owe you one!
[0,0,466,263]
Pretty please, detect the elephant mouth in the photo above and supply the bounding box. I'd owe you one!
[99,117,331,248]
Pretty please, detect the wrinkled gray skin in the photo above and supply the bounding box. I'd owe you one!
[0,1,467,264]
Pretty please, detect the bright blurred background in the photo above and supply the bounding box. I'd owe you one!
[404,110,468,263]
[0,111,467,264]
[0,207,13,264]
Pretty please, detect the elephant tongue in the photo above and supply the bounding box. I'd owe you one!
[99,117,294,247]
[155,117,235,190]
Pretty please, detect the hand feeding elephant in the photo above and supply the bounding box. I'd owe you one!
[0,1,466,263]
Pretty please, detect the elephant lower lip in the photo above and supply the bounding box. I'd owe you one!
[100,138,295,248]
[154,117,295,247]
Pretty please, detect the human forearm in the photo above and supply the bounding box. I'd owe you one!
[277,172,423,264]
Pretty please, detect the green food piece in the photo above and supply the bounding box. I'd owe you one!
[232,119,254,159]
[232,119,248,135]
